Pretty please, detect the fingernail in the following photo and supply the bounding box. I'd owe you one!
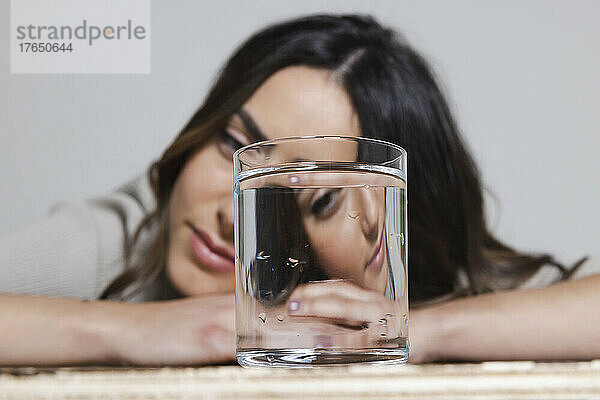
[288,300,300,312]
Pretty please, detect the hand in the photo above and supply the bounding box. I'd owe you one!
[115,294,235,366]
[282,279,402,347]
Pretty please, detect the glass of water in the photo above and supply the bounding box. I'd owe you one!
[233,136,407,367]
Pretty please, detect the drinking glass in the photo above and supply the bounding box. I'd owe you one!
[233,136,407,367]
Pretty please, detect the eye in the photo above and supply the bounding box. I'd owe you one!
[310,189,342,218]
[217,129,245,158]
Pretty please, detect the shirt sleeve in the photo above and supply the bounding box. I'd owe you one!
[0,171,156,300]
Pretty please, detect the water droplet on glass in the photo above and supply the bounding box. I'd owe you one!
[348,210,360,219]
[256,251,270,260]
[378,318,388,326]
[276,315,284,322]
[258,313,266,323]
[380,332,387,337]
[286,257,305,269]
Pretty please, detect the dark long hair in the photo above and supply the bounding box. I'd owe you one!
[100,13,584,303]
[246,188,328,307]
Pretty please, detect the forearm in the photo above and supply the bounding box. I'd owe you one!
[423,274,600,362]
[0,293,131,366]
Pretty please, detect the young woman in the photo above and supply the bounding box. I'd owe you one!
[0,14,596,366]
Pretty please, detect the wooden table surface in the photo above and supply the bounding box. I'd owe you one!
[2,361,600,399]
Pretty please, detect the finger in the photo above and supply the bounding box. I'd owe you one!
[289,279,384,304]
[286,293,386,326]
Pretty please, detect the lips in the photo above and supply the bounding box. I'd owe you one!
[186,222,235,273]
[365,229,385,273]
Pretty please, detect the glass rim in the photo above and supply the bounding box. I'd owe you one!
[233,135,407,168]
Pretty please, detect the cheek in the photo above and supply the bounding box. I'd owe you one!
[167,141,230,228]
[306,214,365,280]
[166,150,210,256]
[164,142,234,296]
[173,152,213,213]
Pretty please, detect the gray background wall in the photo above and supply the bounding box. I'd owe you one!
[1,0,598,264]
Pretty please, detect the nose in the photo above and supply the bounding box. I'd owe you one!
[216,167,235,243]
[217,171,234,243]
[358,187,379,243]
[217,193,235,243]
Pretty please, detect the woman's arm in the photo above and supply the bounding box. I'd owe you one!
[0,293,235,366]
[0,293,123,365]
[409,273,600,363]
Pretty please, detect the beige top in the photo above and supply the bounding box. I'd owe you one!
[0,170,597,302]
[0,171,179,302]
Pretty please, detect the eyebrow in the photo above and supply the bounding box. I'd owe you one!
[236,108,267,142]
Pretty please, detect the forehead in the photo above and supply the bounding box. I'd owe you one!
[242,66,361,140]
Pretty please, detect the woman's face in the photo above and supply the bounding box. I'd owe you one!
[167,65,387,296]
[297,181,389,294]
